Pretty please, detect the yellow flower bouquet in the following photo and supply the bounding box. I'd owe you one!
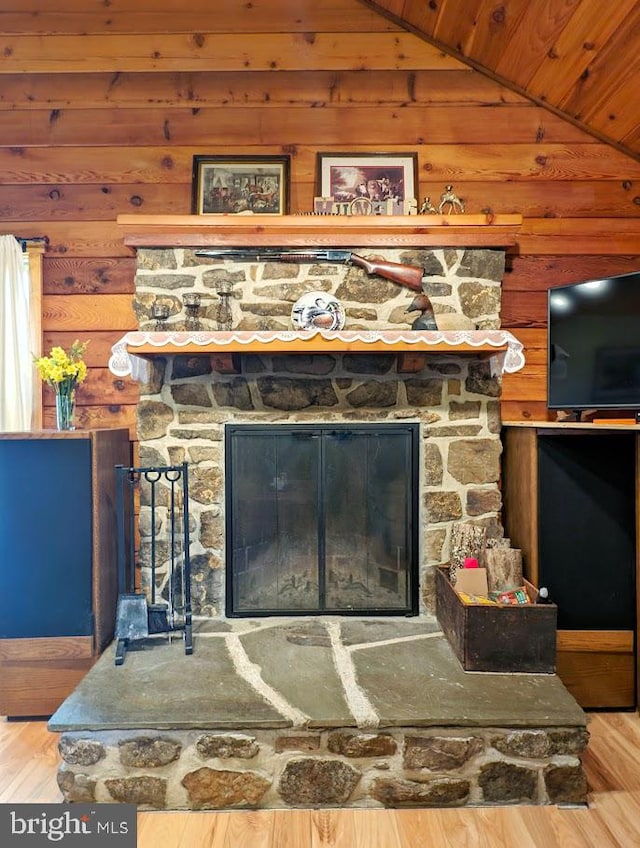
[34,340,89,430]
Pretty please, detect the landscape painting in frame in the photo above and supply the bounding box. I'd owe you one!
[315,152,418,204]
[192,155,290,215]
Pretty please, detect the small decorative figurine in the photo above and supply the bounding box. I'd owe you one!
[438,185,465,215]
[419,196,438,215]
[405,293,437,330]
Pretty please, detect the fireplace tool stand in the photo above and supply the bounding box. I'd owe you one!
[114,462,193,665]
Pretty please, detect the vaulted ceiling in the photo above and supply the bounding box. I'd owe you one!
[365,0,640,163]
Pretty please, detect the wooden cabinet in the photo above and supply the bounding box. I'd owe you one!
[0,428,130,716]
[502,422,638,709]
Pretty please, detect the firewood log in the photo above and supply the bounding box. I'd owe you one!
[479,547,523,594]
[449,523,487,585]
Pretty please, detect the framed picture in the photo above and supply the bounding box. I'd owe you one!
[315,152,418,207]
[192,155,290,215]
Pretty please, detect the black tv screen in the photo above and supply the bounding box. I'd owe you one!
[548,270,640,411]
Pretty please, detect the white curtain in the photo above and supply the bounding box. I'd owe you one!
[0,235,32,431]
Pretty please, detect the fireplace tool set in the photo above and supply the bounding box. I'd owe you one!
[114,462,193,665]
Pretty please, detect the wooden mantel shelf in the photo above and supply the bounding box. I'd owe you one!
[109,329,526,380]
[116,213,522,249]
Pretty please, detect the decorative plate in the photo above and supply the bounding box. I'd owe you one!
[291,291,346,331]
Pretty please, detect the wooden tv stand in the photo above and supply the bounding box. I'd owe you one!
[501,421,639,710]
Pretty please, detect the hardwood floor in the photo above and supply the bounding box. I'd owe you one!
[1,712,640,847]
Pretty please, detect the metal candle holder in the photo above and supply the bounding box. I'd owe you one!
[151,301,170,331]
[183,292,202,331]
[216,282,233,331]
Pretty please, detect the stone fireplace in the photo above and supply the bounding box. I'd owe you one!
[51,219,589,814]
[112,240,522,619]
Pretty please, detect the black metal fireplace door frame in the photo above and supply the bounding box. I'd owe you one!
[225,423,419,617]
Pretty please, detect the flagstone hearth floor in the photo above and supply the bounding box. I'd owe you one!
[47,617,589,811]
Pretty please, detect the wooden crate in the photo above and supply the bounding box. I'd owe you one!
[435,566,557,674]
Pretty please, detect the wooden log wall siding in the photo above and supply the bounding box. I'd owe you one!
[0,1,639,436]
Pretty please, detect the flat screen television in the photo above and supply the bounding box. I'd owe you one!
[548,270,640,413]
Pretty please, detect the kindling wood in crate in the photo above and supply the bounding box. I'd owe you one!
[479,546,524,595]
[448,523,487,585]
[448,521,525,598]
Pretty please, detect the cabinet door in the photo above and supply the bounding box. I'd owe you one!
[537,433,636,630]
[0,438,94,638]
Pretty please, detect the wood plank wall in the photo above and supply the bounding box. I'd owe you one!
[1,0,640,438]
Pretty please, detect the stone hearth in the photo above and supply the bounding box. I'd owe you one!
[48,618,588,810]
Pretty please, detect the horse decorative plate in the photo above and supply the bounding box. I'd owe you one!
[291,291,346,331]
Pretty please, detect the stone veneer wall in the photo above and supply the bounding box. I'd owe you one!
[133,247,508,617]
[57,725,588,810]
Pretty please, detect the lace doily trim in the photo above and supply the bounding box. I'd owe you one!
[108,329,525,381]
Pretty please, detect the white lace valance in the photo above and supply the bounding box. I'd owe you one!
[109,329,525,382]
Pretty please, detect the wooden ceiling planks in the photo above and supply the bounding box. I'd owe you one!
[365,0,640,162]
[431,0,487,56]
[454,0,532,70]
[392,0,441,37]
[527,1,638,107]
[563,6,640,129]
[493,1,584,88]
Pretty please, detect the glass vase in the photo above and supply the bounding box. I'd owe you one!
[55,391,76,431]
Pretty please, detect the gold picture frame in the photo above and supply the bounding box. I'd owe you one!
[315,152,418,208]
[192,155,290,215]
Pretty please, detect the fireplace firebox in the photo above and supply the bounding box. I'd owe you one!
[225,423,419,616]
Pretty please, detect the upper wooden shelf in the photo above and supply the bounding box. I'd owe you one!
[108,330,526,380]
[116,213,523,249]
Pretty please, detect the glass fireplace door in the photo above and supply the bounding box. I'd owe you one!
[226,424,418,616]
